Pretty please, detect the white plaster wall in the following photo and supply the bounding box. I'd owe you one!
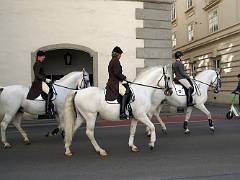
[0,0,144,87]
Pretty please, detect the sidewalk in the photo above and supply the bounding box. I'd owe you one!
[97,103,239,127]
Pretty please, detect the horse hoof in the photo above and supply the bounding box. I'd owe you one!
[184,129,190,134]
[162,129,167,135]
[149,146,154,150]
[210,127,215,133]
[99,150,108,157]
[45,132,50,137]
[24,140,31,145]
[3,143,12,149]
[61,131,65,139]
[64,152,73,157]
[129,146,140,153]
[146,133,151,137]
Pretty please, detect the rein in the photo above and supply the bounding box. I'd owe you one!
[53,83,78,90]
[126,81,164,90]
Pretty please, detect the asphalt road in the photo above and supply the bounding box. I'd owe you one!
[1,119,240,180]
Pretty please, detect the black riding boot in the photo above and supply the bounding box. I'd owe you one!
[45,93,54,115]
[187,87,194,107]
[120,94,128,119]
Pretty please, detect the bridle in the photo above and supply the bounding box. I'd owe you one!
[193,71,221,93]
[54,71,90,90]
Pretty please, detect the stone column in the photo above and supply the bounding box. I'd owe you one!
[135,0,173,70]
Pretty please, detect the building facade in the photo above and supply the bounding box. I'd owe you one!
[172,0,240,103]
[0,0,172,88]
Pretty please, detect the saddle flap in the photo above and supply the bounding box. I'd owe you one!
[172,82,198,96]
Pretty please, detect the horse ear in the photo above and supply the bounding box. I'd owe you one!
[216,68,222,74]
[82,68,85,72]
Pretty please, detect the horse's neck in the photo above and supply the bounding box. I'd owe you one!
[133,68,162,95]
[195,71,215,92]
[56,73,82,87]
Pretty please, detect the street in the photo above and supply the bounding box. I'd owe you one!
[1,118,240,180]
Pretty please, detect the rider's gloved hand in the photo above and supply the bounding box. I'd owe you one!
[122,80,127,84]
[46,79,51,83]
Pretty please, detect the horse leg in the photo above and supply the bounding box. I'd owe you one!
[154,104,167,135]
[196,104,214,133]
[128,119,139,152]
[1,113,13,148]
[138,114,156,150]
[183,107,193,134]
[45,113,61,137]
[12,112,30,145]
[73,112,84,135]
[85,113,107,156]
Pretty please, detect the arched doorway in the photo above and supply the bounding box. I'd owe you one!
[31,43,98,86]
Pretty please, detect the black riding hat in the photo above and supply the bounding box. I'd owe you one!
[112,46,123,54]
[175,51,183,59]
[36,50,45,57]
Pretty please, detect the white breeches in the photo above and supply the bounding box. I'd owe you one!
[179,79,192,89]
[119,82,126,96]
[42,82,49,94]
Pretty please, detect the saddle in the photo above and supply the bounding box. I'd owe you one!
[105,85,134,117]
[28,84,55,101]
[172,78,197,96]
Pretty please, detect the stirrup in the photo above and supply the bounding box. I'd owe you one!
[120,113,128,120]
[187,102,194,107]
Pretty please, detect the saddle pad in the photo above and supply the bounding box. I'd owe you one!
[35,94,56,101]
[172,83,198,96]
[35,94,45,101]
[106,100,119,104]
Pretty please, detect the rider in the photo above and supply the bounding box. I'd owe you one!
[232,74,240,107]
[105,46,132,119]
[27,50,54,115]
[172,51,194,106]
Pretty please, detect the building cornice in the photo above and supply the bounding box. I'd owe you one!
[203,0,222,11]
[105,0,173,4]
[174,23,240,53]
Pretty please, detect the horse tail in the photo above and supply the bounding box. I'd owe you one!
[0,86,4,119]
[64,91,77,150]
[0,86,4,95]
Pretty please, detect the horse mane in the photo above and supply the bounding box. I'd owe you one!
[55,71,83,83]
[195,69,215,78]
[134,66,162,81]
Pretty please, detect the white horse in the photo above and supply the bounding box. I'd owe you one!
[64,66,167,156]
[0,70,90,148]
[149,69,221,135]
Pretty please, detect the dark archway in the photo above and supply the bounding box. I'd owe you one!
[32,43,98,86]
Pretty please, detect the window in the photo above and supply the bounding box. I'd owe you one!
[213,57,221,70]
[172,32,176,48]
[187,0,193,9]
[209,9,219,33]
[188,23,194,41]
[190,62,196,77]
[171,0,176,21]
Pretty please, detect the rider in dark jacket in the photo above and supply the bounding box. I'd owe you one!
[105,46,131,119]
[172,51,194,106]
[27,50,54,115]
[232,74,240,106]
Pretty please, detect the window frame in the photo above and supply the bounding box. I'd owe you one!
[171,0,177,21]
[208,8,219,33]
[187,0,193,10]
[172,32,177,48]
[187,22,194,42]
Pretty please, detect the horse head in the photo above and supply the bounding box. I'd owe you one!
[162,65,173,96]
[212,69,221,93]
[77,68,91,89]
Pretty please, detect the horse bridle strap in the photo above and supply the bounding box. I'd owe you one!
[126,81,164,90]
[53,83,78,90]
[192,78,217,88]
